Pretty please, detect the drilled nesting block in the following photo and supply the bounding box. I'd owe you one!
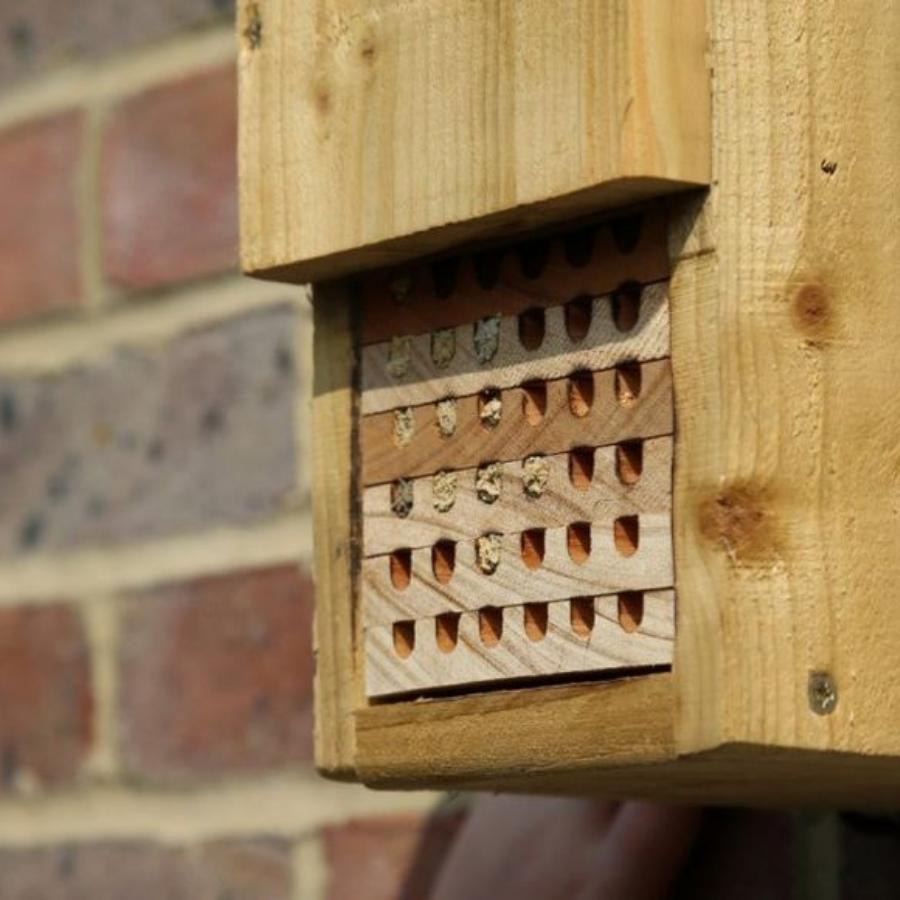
[359,210,676,698]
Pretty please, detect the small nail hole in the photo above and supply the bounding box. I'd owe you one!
[567,522,591,564]
[389,549,412,590]
[517,238,550,280]
[563,227,594,267]
[479,607,504,646]
[435,613,461,652]
[474,249,503,290]
[522,382,547,425]
[568,447,594,491]
[430,257,458,298]
[618,591,644,632]
[518,307,545,350]
[570,597,595,636]
[520,528,546,569]
[392,620,415,658]
[432,540,456,583]
[615,362,642,406]
[612,283,641,332]
[523,603,548,642]
[616,441,644,485]
[611,213,644,255]
[568,372,594,417]
[565,296,593,342]
[614,515,640,556]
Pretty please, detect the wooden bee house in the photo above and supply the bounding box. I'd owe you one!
[239,0,900,804]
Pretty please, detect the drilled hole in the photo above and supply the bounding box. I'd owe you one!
[430,257,458,298]
[520,528,546,570]
[618,591,644,633]
[390,478,414,518]
[616,440,644,485]
[518,307,545,350]
[565,296,593,342]
[389,549,412,590]
[435,613,461,652]
[474,248,503,290]
[479,607,504,646]
[614,515,640,556]
[523,603,549,642]
[611,212,644,255]
[432,540,456,584]
[392,621,415,659]
[567,522,591,564]
[571,597,595,637]
[478,389,502,429]
[612,283,641,332]
[615,362,642,406]
[568,372,594,417]
[563,226,594,267]
[569,447,594,491]
[522,382,547,425]
[517,239,550,279]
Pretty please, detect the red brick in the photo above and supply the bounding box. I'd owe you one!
[0,112,82,324]
[323,812,466,900]
[119,564,313,781]
[0,604,92,791]
[101,65,238,291]
[0,838,291,900]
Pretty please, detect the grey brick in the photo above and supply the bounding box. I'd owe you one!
[0,305,298,556]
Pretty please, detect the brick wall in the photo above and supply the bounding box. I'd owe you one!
[0,7,452,898]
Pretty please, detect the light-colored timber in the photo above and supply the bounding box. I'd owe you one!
[360,360,673,486]
[365,591,674,698]
[238,0,709,282]
[362,437,673,557]
[360,283,670,415]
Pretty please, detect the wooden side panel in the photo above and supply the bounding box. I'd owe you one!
[672,1,900,759]
[238,0,710,282]
[311,287,360,778]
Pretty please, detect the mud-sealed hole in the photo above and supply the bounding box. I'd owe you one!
[392,620,415,658]
[478,389,502,429]
[475,533,502,574]
[389,548,412,590]
[523,603,549,642]
[390,478,414,518]
[435,613,461,653]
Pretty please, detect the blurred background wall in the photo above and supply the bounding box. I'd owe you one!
[0,2,456,896]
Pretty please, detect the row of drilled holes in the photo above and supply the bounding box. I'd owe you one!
[390,440,644,519]
[388,516,640,591]
[407,214,644,300]
[391,592,646,659]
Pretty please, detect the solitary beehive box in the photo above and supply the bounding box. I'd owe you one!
[239,0,900,804]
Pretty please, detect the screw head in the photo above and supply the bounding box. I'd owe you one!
[808,671,838,716]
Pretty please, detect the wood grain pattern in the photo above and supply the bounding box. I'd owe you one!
[310,287,360,779]
[239,0,710,282]
[363,518,673,625]
[361,283,670,414]
[358,208,670,344]
[365,591,674,697]
[671,0,900,763]
[361,360,673,485]
[363,437,673,556]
